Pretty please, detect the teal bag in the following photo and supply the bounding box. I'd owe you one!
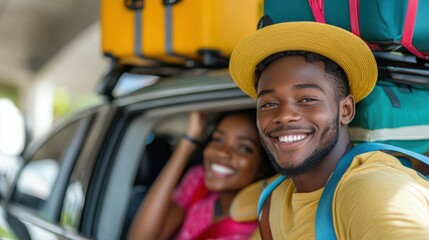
[349,80,429,155]
[264,0,429,58]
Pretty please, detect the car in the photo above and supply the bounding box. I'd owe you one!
[1,52,428,240]
[0,65,256,240]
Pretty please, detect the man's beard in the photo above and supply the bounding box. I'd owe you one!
[261,115,340,177]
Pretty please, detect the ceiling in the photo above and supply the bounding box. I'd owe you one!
[0,0,101,86]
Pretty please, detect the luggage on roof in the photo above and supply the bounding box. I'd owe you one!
[101,0,263,67]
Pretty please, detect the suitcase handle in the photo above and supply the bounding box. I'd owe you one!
[125,0,144,10]
[163,0,181,6]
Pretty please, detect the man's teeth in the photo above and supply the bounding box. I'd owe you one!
[211,163,235,175]
[278,135,306,143]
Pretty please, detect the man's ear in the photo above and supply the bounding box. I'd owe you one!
[340,95,355,125]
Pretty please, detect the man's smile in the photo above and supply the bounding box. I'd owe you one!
[278,134,307,143]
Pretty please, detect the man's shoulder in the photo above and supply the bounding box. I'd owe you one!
[334,152,429,238]
[336,150,429,200]
[352,150,400,167]
[344,150,417,179]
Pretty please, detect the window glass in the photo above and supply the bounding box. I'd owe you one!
[61,180,84,231]
[10,119,84,221]
[16,159,59,204]
[60,110,111,233]
[113,73,159,97]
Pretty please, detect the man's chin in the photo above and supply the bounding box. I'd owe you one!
[269,153,321,177]
[269,156,302,176]
[274,164,313,177]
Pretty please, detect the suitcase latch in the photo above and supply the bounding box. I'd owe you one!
[125,0,144,10]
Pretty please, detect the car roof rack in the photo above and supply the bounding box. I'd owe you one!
[373,51,429,88]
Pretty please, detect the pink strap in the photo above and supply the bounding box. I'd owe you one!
[402,0,426,59]
[349,0,360,36]
[308,0,326,23]
[348,0,382,50]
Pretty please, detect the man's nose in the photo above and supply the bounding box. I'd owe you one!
[272,103,300,124]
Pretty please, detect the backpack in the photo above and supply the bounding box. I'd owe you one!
[349,80,429,155]
[263,0,429,60]
[257,142,429,240]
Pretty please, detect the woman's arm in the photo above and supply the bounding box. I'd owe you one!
[128,112,207,240]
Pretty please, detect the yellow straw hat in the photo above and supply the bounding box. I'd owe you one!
[229,21,378,103]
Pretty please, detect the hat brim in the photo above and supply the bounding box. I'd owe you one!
[229,22,378,103]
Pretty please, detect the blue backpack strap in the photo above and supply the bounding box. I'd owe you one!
[257,175,287,220]
[315,142,429,240]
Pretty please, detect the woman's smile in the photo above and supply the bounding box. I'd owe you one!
[209,163,235,177]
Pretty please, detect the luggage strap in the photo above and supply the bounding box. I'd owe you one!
[348,0,382,50]
[401,0,429,60]
[164,4,192,62]
[308,0,382,50]
[309,0,429,59]
[125,0,144,56]
[257,142,429,240]
[350,0,428,59]
[308,0,326,23]
[257,174,286,220]
[128,0,193,63]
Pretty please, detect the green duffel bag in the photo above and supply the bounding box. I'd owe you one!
[349,80,429,155]
[264,0,429,59]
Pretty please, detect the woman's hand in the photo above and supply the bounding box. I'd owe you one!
[187,111,207,141]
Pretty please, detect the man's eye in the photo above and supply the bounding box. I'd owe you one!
[260,102,277,109]
[300,98,316,103]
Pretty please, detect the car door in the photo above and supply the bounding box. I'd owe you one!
[4,105,113,240]
[87,73,252,240]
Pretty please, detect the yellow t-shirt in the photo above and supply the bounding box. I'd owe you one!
[270,151,429,240]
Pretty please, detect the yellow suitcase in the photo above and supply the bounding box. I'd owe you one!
[101,0,262,67]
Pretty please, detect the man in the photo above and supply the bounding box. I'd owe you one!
[229,22,429,239]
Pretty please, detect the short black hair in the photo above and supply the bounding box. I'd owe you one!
[254,51,350,102]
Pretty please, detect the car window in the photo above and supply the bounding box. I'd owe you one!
[95,97,254,240]
[95,108,192,240]
[77,75,252,239]
[96,113,158,240]
[61,180,84,230]
[10,117,92,223]
[59,108,116,235]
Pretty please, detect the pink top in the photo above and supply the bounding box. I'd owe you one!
[172,165,258,240]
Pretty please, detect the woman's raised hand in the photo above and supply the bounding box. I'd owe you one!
[187,111,207,141]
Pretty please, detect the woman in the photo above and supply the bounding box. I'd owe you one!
[128,109,273,240]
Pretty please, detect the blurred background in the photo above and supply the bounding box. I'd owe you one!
[0,0,108,139]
